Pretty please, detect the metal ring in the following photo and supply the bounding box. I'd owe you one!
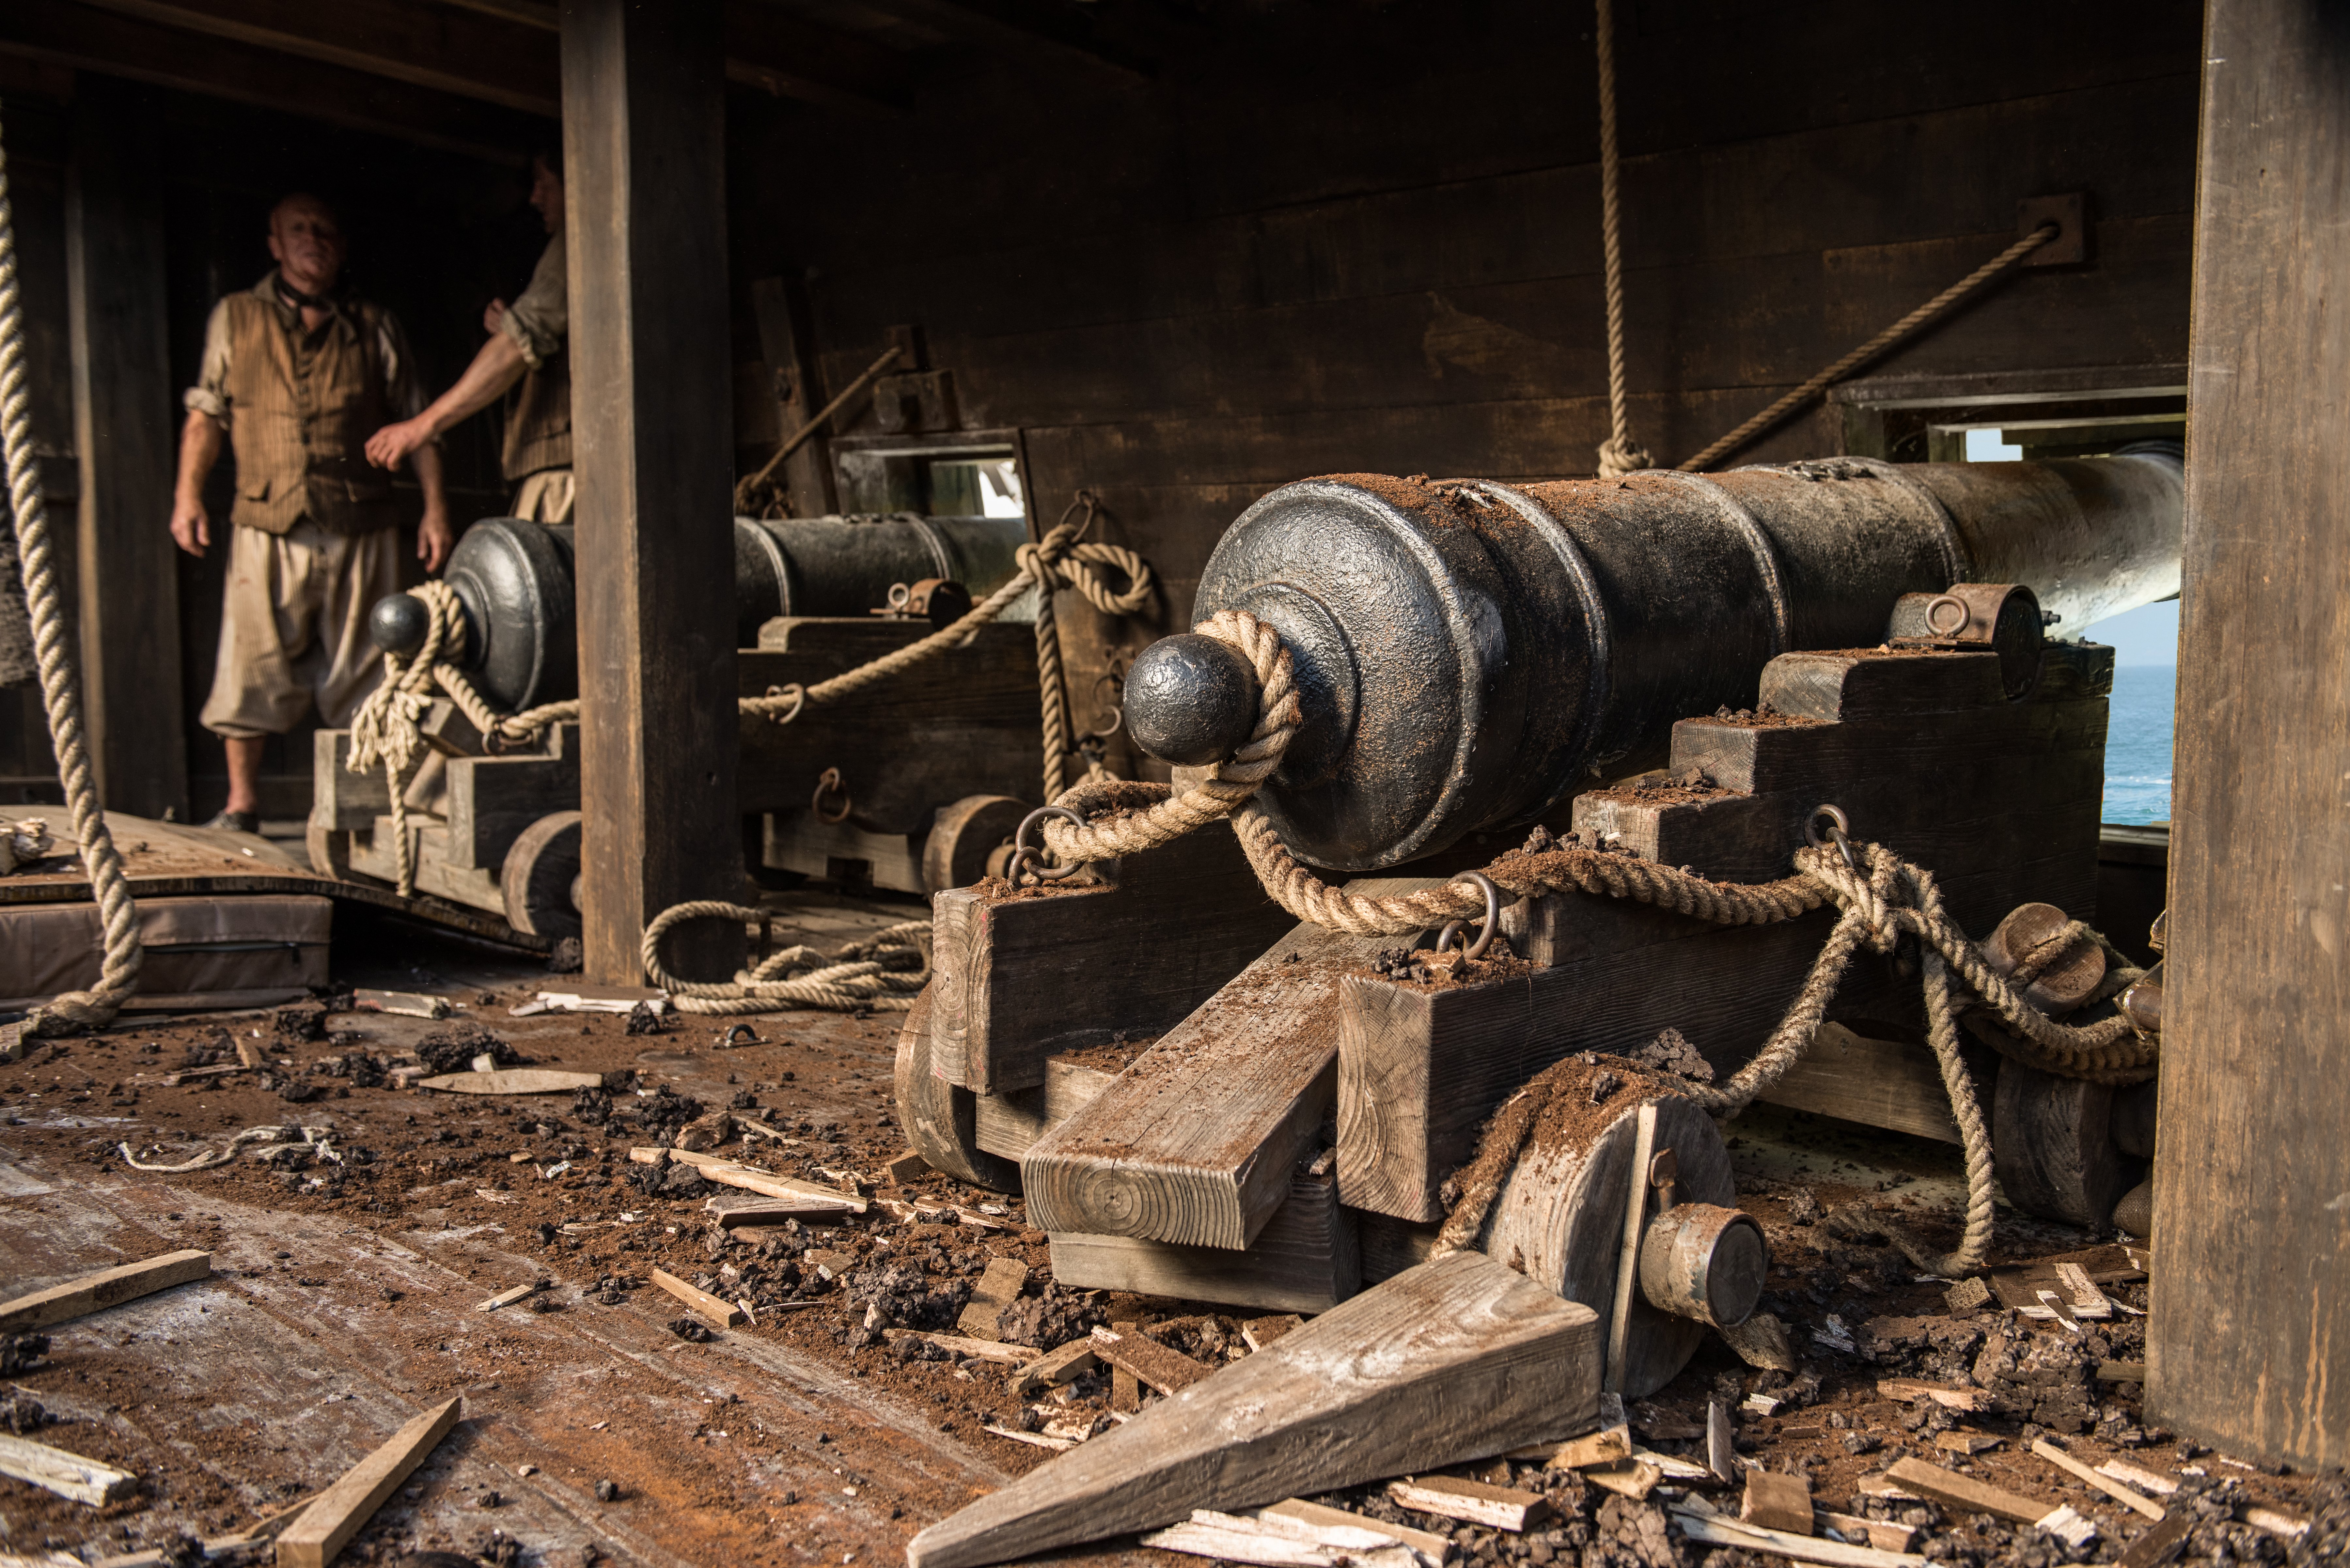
[1804,803,1858,870]
[1431,872,1501,962]
[886,582,913,613]
[812,767,853,825]
[1011,805,1085,883]
[1923,594,1970,637]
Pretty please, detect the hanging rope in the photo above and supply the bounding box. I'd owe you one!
[1677,223,2059,474]
[1592,0,1650,479]
[0,108,142,1034]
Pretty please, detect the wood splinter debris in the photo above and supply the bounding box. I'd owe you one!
[2031,1439,2167,1521]
[651,1267,745,1328]
[1743,1470,1814,1535]
[274,1397,462,1568]
[1386,1476,1551,1532]
[1090,1323,1214,1396]
[1672,1498,1927,1568]
[1884,1457,2054,1526]
[0,1249,213,1333]
[956,1258,1030,1342]
[477,1281,542,1312]
[1142,1509,1417,1568]
[885,1329,1039,1368]
[1010,1337,1100,1394]
[1262,1499,1450,1567]
[0,1432,139,1506]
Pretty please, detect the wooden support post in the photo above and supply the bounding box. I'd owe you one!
[66,76,185,821]
[561,0,742,984]
[2152,0,2350,1472]
[747,276,838,517]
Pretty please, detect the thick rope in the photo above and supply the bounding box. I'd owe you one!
[1592,0,1649,479]
[1677,223,2058,473]
[641,910,930,1015]
[0,113,142,1032]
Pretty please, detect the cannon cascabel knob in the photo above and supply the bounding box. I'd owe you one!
[1123,633,1263,766]
[369,591,432,658]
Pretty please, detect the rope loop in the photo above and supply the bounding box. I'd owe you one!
[642,903,931,1016]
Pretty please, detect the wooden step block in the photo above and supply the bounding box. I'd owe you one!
[1757,649,2005,722]
[1023,899,1422,1248]
[904,1251,1600,1568]
[973,1056,1118,1160]
[931,824,1296,1094]
[1047,1169,1360,1314]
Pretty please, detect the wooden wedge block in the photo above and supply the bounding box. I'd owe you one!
[1389,1476,1550,1531]
[275,1398,461,1568]
[1046,1168,1359,1313]
[1743,1470,1813,1534]
[0,1249,212,1332]
[651,1268,745,1328]
[420,1069,605,1095]
[629,1147,867,1211]
[1025,901,1422,1249]
[1010,1337,1101,1394]
[1262,1499,1450,1565]
[956,1258,1030,1342]
[0,1432,137,1505]
[1884,1457,2052,1525]
[930,825,1297,1094]
[904,1251,1600,1568]
[1090,1325,1214,1396]
[2030,1440,2166,1521]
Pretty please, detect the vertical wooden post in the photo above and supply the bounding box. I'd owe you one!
[66,76,185,822]
[2151,0,2350,1470]
[561,0,742,983]
[748,275,838,518]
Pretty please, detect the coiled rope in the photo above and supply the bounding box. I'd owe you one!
[0,108,142,1033]
[640,912,930,1016]
[1031,608,2158,1275]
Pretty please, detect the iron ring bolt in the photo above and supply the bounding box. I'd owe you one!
[1011,805,1086,884]
[1432,871,1502,963]
[812,767,854,825]
[1805,803,1858,871]
[1923,593,1971,637]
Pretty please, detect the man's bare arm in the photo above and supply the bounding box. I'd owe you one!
[410,441,455,573]
[171,409,225,557]
[365,331,528,471]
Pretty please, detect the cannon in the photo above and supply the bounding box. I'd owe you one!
[901,449,2181,1398]
[309,511,1050,937]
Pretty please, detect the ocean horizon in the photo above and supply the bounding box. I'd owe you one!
[2104,663,2175,825]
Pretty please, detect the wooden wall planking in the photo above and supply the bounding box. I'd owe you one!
[2151,0,2350,1471]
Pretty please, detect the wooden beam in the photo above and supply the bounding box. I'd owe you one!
[0,1248,210,1332]
[71,0,560,114]
[0,0,543,161]
[2152,0,2350,1474]
[904,1252,1600,1568]
[562,0,743,986]
[850,0,1151,81]
[274,1397,462,1568]
[66,74,183,822]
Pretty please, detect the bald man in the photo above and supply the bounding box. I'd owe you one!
[172,193,452,833]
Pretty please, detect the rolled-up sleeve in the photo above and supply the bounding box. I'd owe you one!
[182,299,234,424]
[498,232,567,370]
[374,308,431,424]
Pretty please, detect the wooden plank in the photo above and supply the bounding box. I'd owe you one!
[2152,0,2350,1474]
[905,1253,1600,1568]
[418,1069,605,1095]
[1262,1499,1449,1564]
[0,1248,211,1332]
[66,76,184,822]
[650,1267,746,1328]
[1048,1169,1360,1314]
[274,1397,462,1568]
[1386,1477,1549,1531]
[1022,911,1404,1248]
[442,740,579,873]
[1743,1471,1814,1534]
[1672,1508,1926,1568]
[955,1258,1029,1341]
[884,1330,1038,1368]
[629,1147,867,1210]
[2118,1512,2193,1568]
[563,0,741,987]
[931,823,1299,1094]
[2029,1439,2166,1521]
[1010,1337,1100,1395]
[1882,1457,2052,1525]
[0,1432,137,1506]
[748,275,838,517]
[1089,1325,1214,1397]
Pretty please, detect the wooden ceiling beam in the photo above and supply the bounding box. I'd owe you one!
[0,0,543,162]
[71,0,561,115]
[843,0,1152,82]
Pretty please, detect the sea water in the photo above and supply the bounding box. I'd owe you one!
[2102,664,2175,825]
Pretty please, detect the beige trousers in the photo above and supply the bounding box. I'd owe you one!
[512,467,575,524]
[200,520,398,738]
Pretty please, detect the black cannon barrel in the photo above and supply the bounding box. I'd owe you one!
[1125,447,2182,872]
[369,512,1030,711]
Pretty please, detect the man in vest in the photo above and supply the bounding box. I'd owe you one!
[171,192,450,834]
[366,148,570,522]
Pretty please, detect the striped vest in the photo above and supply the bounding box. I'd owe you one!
[221,287,399,536]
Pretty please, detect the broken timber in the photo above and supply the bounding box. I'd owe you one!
[628,1146,866,1210]
[0,1433,138,1506]
[905,1252,1599,1568]
[419,1069,606,1095]
[0,1249,212,1332]
[275,1397,462,1568]
[651,1267,746,1328]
